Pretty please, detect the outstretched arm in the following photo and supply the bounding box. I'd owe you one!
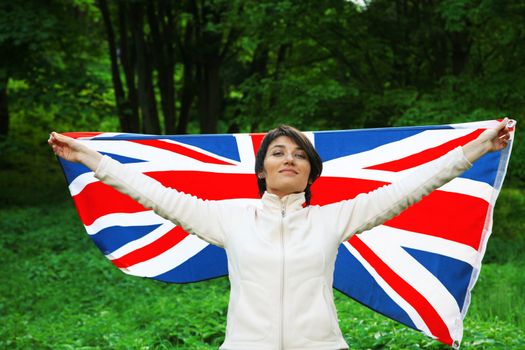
[327,118,512,243]
[48,132,230,247]
[48,132,103,170]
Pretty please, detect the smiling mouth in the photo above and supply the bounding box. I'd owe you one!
[279,169,298,174]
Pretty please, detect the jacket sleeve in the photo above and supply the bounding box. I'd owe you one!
[94,155,229,247]
[324,146,473,243]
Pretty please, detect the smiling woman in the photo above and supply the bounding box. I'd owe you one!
[260,137,312,197]
[255,125,323,205]
[48,120,510,350]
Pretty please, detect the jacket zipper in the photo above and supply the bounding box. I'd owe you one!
[279,202,286,350]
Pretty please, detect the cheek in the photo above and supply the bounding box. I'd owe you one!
[303,163,312,178]
[263,158,277,174]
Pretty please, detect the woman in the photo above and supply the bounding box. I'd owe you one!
[49,120,510,350]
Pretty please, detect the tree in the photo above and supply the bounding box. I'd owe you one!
[0,0,109,139]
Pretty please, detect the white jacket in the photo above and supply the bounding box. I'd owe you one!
[95,146,471,350]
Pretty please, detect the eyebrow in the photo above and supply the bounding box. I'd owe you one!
[269,144,305,151]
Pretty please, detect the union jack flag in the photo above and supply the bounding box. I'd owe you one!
[57,120,515,348]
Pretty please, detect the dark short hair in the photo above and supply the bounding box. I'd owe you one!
[254,125,323,205]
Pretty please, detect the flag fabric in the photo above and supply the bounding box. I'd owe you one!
[57,120,515,348]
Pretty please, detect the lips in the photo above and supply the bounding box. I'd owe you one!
[279,168,298,174]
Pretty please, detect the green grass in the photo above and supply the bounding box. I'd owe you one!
[1,161,524,349]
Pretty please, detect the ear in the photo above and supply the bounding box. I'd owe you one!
[257,172,265,179]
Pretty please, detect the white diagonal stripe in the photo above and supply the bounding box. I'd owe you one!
[359,226,479,266]
[116,234,209,277]
[105,220,176,259]
[85,210,163,235]
[344,240,434,337]
[323,129,473,172]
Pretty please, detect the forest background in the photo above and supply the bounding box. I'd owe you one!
[0,0,524,349]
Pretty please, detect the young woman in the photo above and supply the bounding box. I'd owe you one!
[49,120,510,350]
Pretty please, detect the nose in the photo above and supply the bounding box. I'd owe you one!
[284,152,295,164]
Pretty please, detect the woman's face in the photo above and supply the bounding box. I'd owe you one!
[260,136,311,198]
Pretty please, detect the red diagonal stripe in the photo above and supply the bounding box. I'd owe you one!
[384,190,488,250]
[311,176,386,205]
[63,132,104,139]
[349,235,454,346]
[145,171,260,200]
[111,226,188,268]
[311,176,486,249]
[73,182,148,226]
[365,129,484,172]
[73,172,260,226]
[250,133,266,156]
[131,139,235,165]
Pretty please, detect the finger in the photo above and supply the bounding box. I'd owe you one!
[496,118,508,131]
[52,131,67,141]
[49,134,59,146]
[498,128,509,137]
[499,133,510,141]
[52,131,64,142]
[51,132,72,147]
[50,132,60,144]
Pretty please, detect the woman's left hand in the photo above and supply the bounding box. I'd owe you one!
[478,118,512,153]
[462,118,512,163]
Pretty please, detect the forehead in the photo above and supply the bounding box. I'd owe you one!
[267,136,302,149]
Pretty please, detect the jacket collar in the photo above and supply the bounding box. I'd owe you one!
[261,191,306,214]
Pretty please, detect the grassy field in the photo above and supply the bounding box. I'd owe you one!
[1,160,524,349]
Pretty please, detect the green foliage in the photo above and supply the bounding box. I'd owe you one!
[1,0,524,347]
[484,188,525,263]
[469,263,525,328]
[1,197,524,348]
[390,83,524,185]
[0,200,229,349]
[1,156,524,348]
[437,0,474,32]
[231,65,358,132]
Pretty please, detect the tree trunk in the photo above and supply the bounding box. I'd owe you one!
[192,0,227,134]
[249,43,269,132]
[178,62,194,134]
[98,0,132,132]
[451,32,471,76]
[118,0,140,132]
[162,1,177,134]
[130,2,160,134]
[198,59,221,134]
[147,0,176,134]
[177,19,195,134]
[269,44,287,110]
[0,75,8,138]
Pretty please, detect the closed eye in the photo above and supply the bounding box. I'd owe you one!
[295,152,307,159]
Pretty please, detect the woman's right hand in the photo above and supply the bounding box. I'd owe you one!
[48,132,103,171]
